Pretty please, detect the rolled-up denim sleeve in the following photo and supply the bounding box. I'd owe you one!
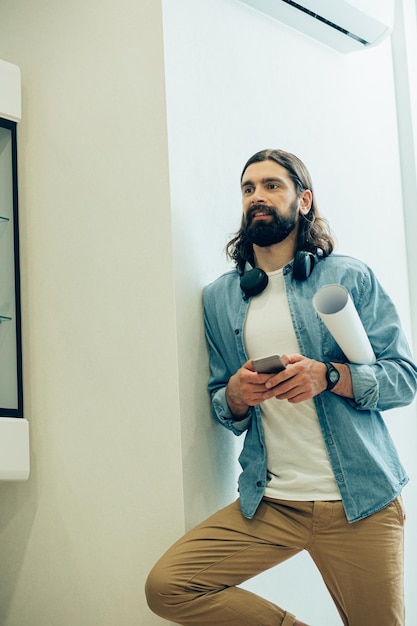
[349,364,378,409]
[212,386,252,435]
[349,357,417,411]
[345,267,417,411]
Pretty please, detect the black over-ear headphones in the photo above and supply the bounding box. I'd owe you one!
[240,250,321,299]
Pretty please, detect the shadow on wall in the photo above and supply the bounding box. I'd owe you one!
[175,286,241,531]
[0,451,38,622]
[182,410,241,531]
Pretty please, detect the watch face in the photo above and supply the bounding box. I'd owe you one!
[325,363,340,390]
[330,370,339,383]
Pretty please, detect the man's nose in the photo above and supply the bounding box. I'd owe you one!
[250,187,266,204]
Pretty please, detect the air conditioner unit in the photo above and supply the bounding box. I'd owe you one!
[237,0,395,53]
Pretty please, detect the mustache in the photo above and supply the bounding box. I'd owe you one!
[246,204,277,223]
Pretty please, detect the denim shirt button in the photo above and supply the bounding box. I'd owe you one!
[336,474,345,483]
[234,329,240,335]
[327,436,334,445]
[256,481,263,488]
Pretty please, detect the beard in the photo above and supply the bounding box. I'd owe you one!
[243,199,299,247]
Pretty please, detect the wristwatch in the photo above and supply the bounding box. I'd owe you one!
[324,362,340,391]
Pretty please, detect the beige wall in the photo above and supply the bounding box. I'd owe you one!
[0,1,184,624]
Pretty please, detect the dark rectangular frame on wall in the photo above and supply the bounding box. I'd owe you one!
[0,116,23,418]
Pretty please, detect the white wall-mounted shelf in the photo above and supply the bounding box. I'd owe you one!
[0,59,21,122]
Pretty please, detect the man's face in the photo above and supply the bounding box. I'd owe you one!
[241,160,303,247]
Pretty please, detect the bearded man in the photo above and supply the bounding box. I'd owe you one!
[146,149,417,626]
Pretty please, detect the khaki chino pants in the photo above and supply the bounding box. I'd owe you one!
[146,497,405,625]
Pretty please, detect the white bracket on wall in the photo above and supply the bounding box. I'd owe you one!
[0,418,29,480]
[0,59,21,122]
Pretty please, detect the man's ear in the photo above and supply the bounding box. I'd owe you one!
[299,189,313,215]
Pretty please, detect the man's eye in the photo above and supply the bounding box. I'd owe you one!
[267,183,279,189]
[243,187,253,194]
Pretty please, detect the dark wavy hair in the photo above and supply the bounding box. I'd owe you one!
[226,149,334,272]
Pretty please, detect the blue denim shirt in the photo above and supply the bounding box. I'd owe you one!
[203,253,417,523]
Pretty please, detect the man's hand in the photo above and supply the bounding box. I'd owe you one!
[262,354,353,403]
[226,355,353,417]
[226,358,288,417]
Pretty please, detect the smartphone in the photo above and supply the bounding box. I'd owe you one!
[252,354,286,374]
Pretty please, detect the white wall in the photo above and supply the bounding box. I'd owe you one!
[162,0,417,624]
[0,1,185,625]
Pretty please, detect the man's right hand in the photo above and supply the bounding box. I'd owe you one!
[225,359,281,418]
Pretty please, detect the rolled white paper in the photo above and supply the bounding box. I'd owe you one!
[313,284,376,365]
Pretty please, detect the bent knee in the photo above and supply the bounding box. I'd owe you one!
[145,563,167,617]
[145,560,185,619]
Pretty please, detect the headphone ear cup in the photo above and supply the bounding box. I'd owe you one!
[240,268,269,298]
[293,251,316,281]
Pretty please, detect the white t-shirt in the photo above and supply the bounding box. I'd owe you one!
[244,268,341,501]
